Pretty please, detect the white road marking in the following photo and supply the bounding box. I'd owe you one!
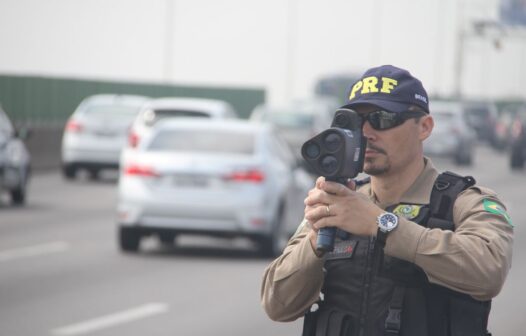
[51,303,169,336]
[0,241,70,262]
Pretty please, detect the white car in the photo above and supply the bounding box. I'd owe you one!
[127,97,238,148]
[61,94,150,179]
[117,118,310,256]
[424,100,476,165]
[250,97,338,161]
[0,105,31,205]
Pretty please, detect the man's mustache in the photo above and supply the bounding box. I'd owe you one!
[366,144,386,155]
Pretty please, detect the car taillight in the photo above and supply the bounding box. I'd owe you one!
[224,169,265,183]
[124,164,160,177]
[450,126,461,135]
[511,120,523,139]
[128,131,140,148]
[496,123,506,135]
[65,119,83,133]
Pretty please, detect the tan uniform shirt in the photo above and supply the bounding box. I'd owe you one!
[260,159,514,322]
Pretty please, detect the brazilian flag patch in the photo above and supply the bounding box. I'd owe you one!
[483,199,513,227]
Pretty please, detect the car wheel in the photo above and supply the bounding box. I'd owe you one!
[455,154,472,166]
[118,227,141,252]
[10,187,26,205]
[257,204,288,258]
[510,146,525,169]
[454,148,472,166]
[10,165,29,206]
[62,164,77,180]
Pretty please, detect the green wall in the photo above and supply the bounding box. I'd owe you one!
[0,74,266,125]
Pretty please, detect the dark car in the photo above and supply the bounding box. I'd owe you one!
[463,100,499,145]
[510,106,526,169]
[0,105,31,205]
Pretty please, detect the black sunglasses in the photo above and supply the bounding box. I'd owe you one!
[362,110,426,130]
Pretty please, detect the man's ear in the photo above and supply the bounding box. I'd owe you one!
[419,115,434,141]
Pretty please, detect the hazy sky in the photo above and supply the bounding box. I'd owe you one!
[0,0,524,104]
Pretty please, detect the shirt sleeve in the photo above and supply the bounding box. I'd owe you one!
[385,186,514,301]
[260,220,325,322]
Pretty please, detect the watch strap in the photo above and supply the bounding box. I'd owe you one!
[376,227,388,248]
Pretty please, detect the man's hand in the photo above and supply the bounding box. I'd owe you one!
[304,177,383,237]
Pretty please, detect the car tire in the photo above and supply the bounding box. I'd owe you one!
[10,165,29,206]
[257,204,288,258]
[454,146,473,166]
[455,154,472,166]
[62,164,77,180]
[118,227,141,252]
[510,146,525,169]
[10,187,26,205]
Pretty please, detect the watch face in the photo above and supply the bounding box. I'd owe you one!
[379,213,398,231]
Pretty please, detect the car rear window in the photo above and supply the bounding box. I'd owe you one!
[432,111,456,126]
[85,105,141,116]
[153,109,210,118]
[147,129,255,154]
[268,113,314,128]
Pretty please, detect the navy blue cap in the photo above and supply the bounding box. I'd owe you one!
[343,65,429,113]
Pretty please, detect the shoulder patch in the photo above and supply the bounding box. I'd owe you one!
[483,199,513,227]
[393,204,422,220]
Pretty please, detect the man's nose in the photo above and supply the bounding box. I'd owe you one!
[362,120,376,140]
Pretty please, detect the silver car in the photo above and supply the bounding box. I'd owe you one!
[424,100,476,166]
[61,94,149,179]
[0,105,31,205]
[250,97,338,161]
[127,97,238,148]
[117,118,309,256]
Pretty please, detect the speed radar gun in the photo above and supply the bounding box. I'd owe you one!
[301,108,366,252]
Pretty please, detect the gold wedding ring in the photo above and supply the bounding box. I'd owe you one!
[326,205,330,216]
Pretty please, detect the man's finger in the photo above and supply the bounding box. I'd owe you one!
[347,179,356,191]
[321,180,349,195]
[316,176,325,189]
[312,217,333,230]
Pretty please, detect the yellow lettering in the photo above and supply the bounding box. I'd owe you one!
[381,77,398,93]
[349,81,363,99]
[361,76,379,94]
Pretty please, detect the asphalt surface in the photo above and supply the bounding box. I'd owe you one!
[1,145,525,336]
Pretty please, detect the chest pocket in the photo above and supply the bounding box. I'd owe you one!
[380,204,430,285]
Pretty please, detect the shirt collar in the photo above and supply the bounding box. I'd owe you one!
[358,157,438,206]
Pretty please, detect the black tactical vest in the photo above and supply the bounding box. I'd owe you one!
[302,172,492,336]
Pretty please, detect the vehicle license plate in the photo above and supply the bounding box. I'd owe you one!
[173,174,209,187]
[94,129,118,137]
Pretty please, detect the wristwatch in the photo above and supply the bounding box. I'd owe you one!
[376,212,399,247]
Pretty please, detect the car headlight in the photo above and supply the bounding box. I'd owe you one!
[6,142,25,165]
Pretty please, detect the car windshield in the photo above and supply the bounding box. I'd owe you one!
[433,111,456,125]
[147,129,255,154]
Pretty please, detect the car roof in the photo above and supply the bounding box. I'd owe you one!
[151,118,270,134]
[430,100,463,113]
[142,97,233,112]
[251,99,335,119]
[80,94,150,106]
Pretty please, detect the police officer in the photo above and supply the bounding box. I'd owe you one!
[260,65,513,336]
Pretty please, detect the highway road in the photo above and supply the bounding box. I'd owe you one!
[1,145,524,335]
